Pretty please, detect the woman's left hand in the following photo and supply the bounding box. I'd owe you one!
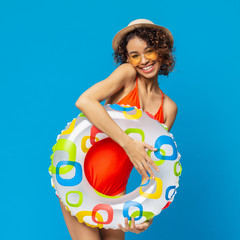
[118,217,153,234]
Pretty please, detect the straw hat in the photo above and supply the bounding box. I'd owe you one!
[112,19,173,51]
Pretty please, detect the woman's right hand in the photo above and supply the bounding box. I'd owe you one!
[123,138,159,179]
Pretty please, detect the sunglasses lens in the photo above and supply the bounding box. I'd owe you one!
[129,49,158,66]
[145,49,158,60]
[129,55,141,66]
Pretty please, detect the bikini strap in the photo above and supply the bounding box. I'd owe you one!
[136,75,138,88]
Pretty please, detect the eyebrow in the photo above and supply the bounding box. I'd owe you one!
[129,46,151,55]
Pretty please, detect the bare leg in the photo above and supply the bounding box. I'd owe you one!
[99,190,126,240]
[59,199,101,240]
[99,228,125,240]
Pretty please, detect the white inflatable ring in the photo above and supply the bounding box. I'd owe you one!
[49,104,182,229]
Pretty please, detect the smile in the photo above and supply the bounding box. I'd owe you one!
[140,63,155,73]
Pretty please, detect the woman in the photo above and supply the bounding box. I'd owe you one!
[60,19,178,240]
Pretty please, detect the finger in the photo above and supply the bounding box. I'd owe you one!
[144,142,157,151]
[125,217,130,229]
[135,225,146,233]
[130,218,142,234]
[148,218,153,225]
[135,224,145,230]
[137,221,149,229]
[137,162,149,179]
[141,159,155,179]
[135,162,148,179]
[136,219,152,230]
[144,143,160,172]
[134,164,145,177]
[145,153,159,172]
[118,224,126,232]
[130,217,135,229]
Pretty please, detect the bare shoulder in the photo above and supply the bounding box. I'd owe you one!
[162,94,178,131]
[116,62,136,73]
[112,63,137,85]
[76,63,137,105]
[163,94,178,113]
[104,64,137,104]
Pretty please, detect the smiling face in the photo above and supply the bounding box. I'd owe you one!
[126,37,161,79]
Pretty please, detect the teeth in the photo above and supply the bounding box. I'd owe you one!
[143,65,153,70]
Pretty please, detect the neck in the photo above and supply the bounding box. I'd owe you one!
[138,75,160,93]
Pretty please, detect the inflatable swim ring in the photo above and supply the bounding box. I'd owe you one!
[49,104,182,229]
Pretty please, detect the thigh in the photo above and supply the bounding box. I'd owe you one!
[99,190,126,240]
[99,229,125,240]
[59,199,101,240]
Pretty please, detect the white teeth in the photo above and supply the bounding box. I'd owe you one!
[142,65,153,70]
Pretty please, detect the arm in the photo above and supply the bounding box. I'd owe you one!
[163,96,178,131]
[75,63,159,179]
[76,63,135,148]
[118,98,178,233]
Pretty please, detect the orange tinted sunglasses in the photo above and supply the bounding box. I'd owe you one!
[128,48,158,66]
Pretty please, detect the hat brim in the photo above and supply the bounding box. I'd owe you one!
[112,23,173,51]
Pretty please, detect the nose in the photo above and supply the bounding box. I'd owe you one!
[140,54,149,65]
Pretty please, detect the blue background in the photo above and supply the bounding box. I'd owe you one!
[1,0,239,239]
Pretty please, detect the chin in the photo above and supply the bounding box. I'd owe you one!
[136,69,159,79]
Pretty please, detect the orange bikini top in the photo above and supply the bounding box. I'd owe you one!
[117,76,164,123]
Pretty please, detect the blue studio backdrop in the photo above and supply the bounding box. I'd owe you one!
[1,0,239,239]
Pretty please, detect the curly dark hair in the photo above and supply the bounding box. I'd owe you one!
[113,27,175,76]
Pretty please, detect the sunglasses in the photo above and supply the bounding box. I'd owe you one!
[128,48,158,66]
